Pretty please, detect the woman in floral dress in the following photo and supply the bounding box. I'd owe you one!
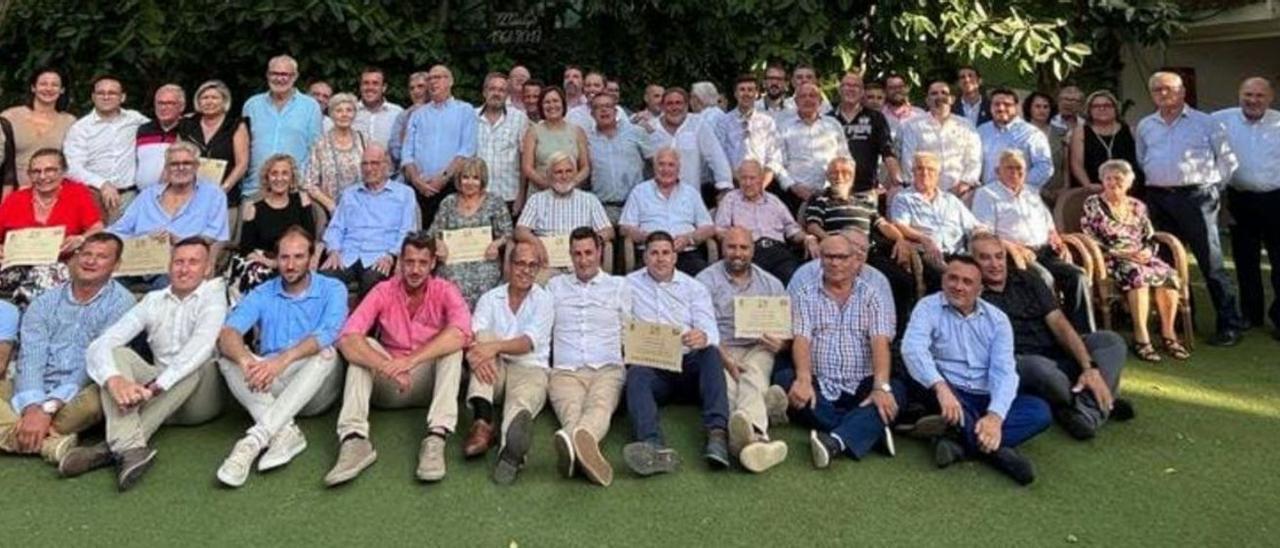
[427,157,512,307]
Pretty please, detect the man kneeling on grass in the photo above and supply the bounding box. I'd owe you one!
[63,237,227,490]
[903,256,1052,485]
[324,232,471,486]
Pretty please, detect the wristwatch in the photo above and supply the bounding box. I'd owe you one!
[41,400,60,414]
[876,382,892,394]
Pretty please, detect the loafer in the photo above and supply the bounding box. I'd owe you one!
[462,420,495,459]
[59,442,113,478]
[703,429,730,469]
[492,411,532,485]
[572,428,613,487]
[324,437,378,487]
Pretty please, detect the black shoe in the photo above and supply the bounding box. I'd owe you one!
[1056,408,1097,441]
[116,447,157,492]
[809,430,843,469]
[1207,330,1241,347]
[987,447,1036,486]
[1110,398,1136,422]
[492,410,532,486]
[703,429,730,469]
[933,437,965,469]
[623,441,680,477]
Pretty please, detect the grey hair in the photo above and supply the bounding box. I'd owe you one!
[998,149,1026,169]
[691,81,719,105]
[1097,159,1135,182]
[194,80,232,110]
[328,92,358,112]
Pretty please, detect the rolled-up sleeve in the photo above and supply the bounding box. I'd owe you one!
[156,287,228,390]
[439,282,474,346]
[902,298,944,389]
[86,300,148,386]
[340,282,386,338]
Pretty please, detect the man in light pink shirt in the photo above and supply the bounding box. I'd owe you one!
[324,233,472,486]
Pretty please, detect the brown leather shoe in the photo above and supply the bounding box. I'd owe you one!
[462,420,495,458]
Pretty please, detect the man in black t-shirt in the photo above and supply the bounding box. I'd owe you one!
[970,233,1133,439]
[829,71,901,195]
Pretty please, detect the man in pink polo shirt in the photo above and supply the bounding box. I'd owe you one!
[323,233,472,486]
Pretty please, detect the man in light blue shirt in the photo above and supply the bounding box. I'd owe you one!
[402,65,477,224]
[619,148,716,275]
[241,55,324,199]
[1136,70,1245,346]
[977,88,1054,188]
[320,144,417,297]
[0,300,17,377]
[109,142,230,246]
[903,256,1051,486]
[623,231,730,476]
[1,233,134,465]
[216,226,347,488]
[588,93,652,222]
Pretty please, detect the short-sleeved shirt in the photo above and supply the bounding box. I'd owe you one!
[971,182,1054,248]
[0,181,102,242]
[695,261,786,347]
[978,269,1060,357]
[619,180,713,244]
[888,188,985,255]
[713,190,801,243]
[516,189,612,236]
[108,181,230,242]
[0,300,18,342]
[805,190,879,236]
[340,276,473,358]
[225,274,349,356]
[792,268,895,399]
[472,283,554,368]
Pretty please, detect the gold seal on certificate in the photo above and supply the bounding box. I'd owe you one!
[115,236,171,277]
[733,296,792,339]
[624,319,684,372]
[539,234,571,269]
[440,227,492,265]
[2,226,65,267]
[198,158,228,184]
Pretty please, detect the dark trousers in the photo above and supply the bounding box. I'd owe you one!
[1016,331,1125,435]
[633,248,709,277]
[1227,187,1280,329]
[1146,185,1243,332]
[1031,246,1094,334]
[953,390,1051,453]
[753,240,799,285]
[867,248,917,338]
[625,347,729,444]
[322,259,390,298]
[415,184,455,230]
[773,368,906,459]
[767,181,804,218]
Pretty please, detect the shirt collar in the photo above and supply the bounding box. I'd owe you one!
[273,275,320,300]
[941,296,986,318]
[62,280,116,306]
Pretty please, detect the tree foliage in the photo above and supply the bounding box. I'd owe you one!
[0,0,1183,113]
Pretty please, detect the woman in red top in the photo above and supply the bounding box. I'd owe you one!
[0,148,103,304]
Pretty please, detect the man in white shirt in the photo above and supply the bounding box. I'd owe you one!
[61,237,227,490]
[475,71,529,208]
[642,88,733,201]
[715,74,782,188]
[566,70,628,133]
[784,64,833,115]
[460,241,553,485]
[623,231,730,477]
[898,81,982,201]
[774,83,852,211]
[353,66,404,147]
[1214,77,1280,336]
[506,65,530,112]
[546,227,631,487]
[63,76,149,222]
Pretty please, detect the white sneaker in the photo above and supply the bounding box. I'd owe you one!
[259,424,307,471]
[217,436,264,487]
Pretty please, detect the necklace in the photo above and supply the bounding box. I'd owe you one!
[1091,125,1119,159]
[33,192,57,209]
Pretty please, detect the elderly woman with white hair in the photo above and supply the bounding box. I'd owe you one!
[1081,159,1187,362]
[179,79,250,234]
[303,92,366,213]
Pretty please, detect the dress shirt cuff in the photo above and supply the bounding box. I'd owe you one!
[11,390,48,413]
[154,369,183,392]
[915,369,945,393]
[714,180,733,191]
[87,357,122,387]
[987,394,1013,420]
[48,383,82,405]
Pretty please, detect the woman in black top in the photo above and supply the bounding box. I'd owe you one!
[179,80,250,231]
[226,154,318,298]
[1070,89,1145,198]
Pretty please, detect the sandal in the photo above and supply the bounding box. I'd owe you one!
[1133,341,1162,362]
[1162,338,1191,361]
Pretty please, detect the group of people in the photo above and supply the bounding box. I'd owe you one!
[0,55,1275,491]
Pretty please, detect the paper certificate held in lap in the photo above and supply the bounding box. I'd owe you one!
[2,226,65,268]
[440,227,492,265]
[115,236,171,277]
[734,296,793,339]
[539,234,571,269]
[198,158,228,185]
[624,319,684,372]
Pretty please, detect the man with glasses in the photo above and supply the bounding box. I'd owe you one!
[756,63,791,121]
[242,55,323,200]
[64,76,149,222]
[402,65,477,224]
[898,81,981,201]
[109,141,230,264]
[977,88,1054,189]
[320,144,418,298]
[134,84,186,191]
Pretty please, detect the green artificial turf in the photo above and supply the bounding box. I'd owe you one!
[2,284,1277,546]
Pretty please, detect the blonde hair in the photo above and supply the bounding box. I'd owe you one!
[456,157,489,189]
[258,153,300,191]
[194,80,233,113]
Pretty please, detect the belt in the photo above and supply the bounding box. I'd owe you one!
[1147,184,1202,193]
[604,201,625,207]
[755,238,785,249]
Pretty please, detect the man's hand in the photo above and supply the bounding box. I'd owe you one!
[380,356,417,393]
[15,407,54,453]
[681,328,709,350]
[106,376,154,411]
[320,251,342,271]
[891,238,914,269]
[1008,245,1031,270]
[790,184,815,202]
[788,376,815,410]
[935,382,964,426]
[921,238,944,268]
[804,235,821,259]
[484,240,502,261]
[373,255,395,276]
[975,413,1004,453]
[246,355,289,392]
[466,342,502,386]
[100,184,121,212]
[759,333,785,354]
[722,356,740,381]
[1073,367,1114,413]
[860,387,899,424]
[422,175,446,197]
[949,182,972,198]
[673,235,694,252]
[59,235,86,254]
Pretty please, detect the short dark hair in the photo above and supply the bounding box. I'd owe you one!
[645,231,675,248]
[523,78,544,90]
[173,236,212,254]
[864,81,885,92]
[276,225,316,255]
[663,87,688,103]
[956,65,982,79]
[735,73,758,87]
[569,226,603,251]
[400,231,437,257]
[989,87,1019,102]
[90,74,124,93]
[563,64,584,77]
[793,63,818,77]
[1021,91,1058,123]
[946,254,981,271]
[360,66,386,80]
[28,147,67,171]
[82,232,124,261]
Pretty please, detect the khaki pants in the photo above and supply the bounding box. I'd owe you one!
[0,379,102,460]
[466,331,549,445]
[219,349,341,446]
[164,360,227,426]
[94,187,138,225]
[547,365,625,441]
[335,338,462,440]
[723,344,776,434]
[101,348,204,451]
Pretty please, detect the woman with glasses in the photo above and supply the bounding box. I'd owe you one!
[427,157,513,307]
[1069,90,1145,199]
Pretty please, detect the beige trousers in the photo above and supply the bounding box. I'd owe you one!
[547,365,625,441]
[335,338,462,440]
[723,344,777,434]
[100,348,204,451]
[0,380,102,460]
[465,331,549,445]
[219,349,341,446]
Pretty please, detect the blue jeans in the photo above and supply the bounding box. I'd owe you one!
[953,389,1051,453]
[774,367,907,459]
[625,347,729,444]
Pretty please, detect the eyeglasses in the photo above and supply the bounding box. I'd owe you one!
[168,161,197,169]
[1089,103,1116,110]
[268,71,295,78]
[511,260,540,271]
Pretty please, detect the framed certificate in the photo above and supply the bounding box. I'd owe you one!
[539,234,571,269]
[115,236,171,277]
[734,296,792,339]
[440,227,492,265]
[198,158,228,184]
[624,319,684,372]
[2,226,65,267]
